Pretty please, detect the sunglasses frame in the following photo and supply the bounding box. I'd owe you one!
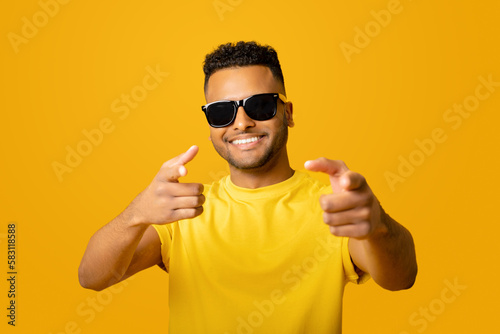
[201,93,287,128]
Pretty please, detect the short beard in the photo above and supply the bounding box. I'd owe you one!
[215,116,289,170]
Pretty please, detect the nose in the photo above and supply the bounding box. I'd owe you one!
[232,106,256,130]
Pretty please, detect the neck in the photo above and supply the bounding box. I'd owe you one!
[229,150,294,189]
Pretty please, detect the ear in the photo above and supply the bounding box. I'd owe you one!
[284,101,294,128]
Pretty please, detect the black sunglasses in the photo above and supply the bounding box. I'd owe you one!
[201,93,287,128]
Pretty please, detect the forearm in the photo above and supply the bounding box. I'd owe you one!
[351,211,417,291]
[78,146,204,291]
[78,209,149,291]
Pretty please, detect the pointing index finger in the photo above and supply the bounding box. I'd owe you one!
[341,171,366,191]
[305,158,351,193]
[177,145,199,166]
[304,158,349,176]
[157,145,199,182]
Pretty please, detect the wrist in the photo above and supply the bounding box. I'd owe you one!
[369,205,392,241]
[118,205,150,230]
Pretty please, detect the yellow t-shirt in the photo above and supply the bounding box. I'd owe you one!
[153,171,368,334]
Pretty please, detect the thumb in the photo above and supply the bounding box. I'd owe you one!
[175,145,199,166]
[158,145,199,182]
[304,158,349,193]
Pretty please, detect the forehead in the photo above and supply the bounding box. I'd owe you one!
[205,65,281,103]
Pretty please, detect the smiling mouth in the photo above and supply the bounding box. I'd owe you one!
[230,136,262,145]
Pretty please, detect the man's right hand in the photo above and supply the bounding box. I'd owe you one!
[127,145,205,226]
[79,146,204,290]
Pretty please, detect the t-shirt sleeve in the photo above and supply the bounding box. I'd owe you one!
[341,236,370,284]
[152,224,173,272]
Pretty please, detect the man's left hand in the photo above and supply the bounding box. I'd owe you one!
[305,158,386,239]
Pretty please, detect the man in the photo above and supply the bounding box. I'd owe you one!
[79,41,417,333]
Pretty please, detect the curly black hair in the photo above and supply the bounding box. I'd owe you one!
[203,41,285,92]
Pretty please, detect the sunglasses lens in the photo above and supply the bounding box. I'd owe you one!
[245,94,276,120]
[206,103,235,127]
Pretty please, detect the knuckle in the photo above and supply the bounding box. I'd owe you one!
[317,157,330,165]
[329,225,337,235]
[175,206,204,220]
[186,207,203,219]
[161,161,170,169]
[192,197,201,207]
[156,197,170,209]
[351,221,369,237]
[359,207,371,220]
[196,206,204,216]
[171,209,184,221]
[352,172,363,184]
[154,183,167,196]
[160,213,172,224]
[332,159,347,169]
[319,196,330,210]
[359,222,371,236]
[167,173,179,182]
[198,194,206,205]
[183,209,195,219]
[349,170,359,178]
[359,193,372,206]
[323,212,334,224]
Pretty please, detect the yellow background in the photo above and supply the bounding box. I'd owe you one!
[1,0,499,333]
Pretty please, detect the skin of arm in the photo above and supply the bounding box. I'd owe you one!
[78,215,161,291]
[348,207,417,290]
[78,146,204,291]
[305,158,417,291]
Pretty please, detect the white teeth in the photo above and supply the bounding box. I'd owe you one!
[232,137,260,145]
